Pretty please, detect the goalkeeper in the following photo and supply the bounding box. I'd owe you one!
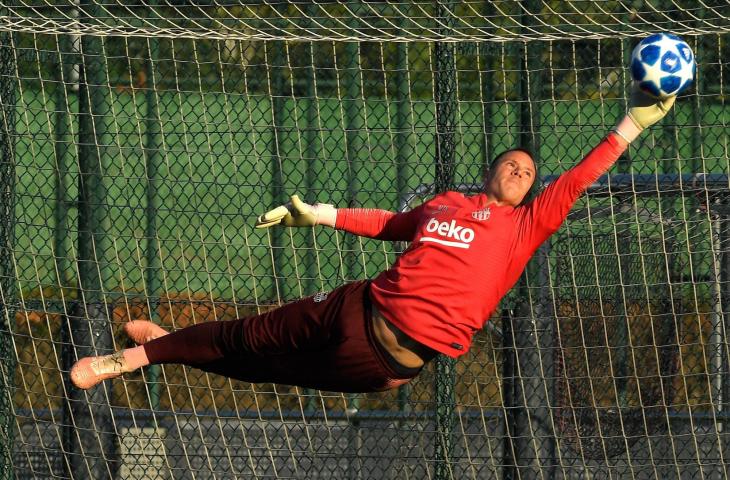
[71,89,675,393]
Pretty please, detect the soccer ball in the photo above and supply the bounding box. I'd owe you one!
[630,33,695,99]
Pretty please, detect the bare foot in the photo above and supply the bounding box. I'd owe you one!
[70,351,129,390]
[124,320,168,344]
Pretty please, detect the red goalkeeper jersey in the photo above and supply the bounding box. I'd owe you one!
[335,134,627,358]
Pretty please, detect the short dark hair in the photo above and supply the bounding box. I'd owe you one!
[485,147,537,176]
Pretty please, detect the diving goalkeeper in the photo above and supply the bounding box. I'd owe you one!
[71,89,675,393]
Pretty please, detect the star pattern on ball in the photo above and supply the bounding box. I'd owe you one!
[643,41,694,92]
[631,33,696,98]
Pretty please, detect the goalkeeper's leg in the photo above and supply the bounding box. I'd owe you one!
[125,320,168,344]
[70,281,421,392]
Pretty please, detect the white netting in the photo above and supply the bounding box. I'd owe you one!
[0,0,729,42]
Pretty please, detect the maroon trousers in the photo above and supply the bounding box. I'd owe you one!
[142,281,420,393]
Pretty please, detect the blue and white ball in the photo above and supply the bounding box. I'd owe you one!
[630,33,695,99]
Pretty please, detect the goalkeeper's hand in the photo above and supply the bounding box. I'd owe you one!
[255,195,336,229]
[614,85,676,143]
[627,86,676,130]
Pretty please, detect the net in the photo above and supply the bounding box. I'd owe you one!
[552,218,681,461]
[2,1,730,479]
[2,1,730,41]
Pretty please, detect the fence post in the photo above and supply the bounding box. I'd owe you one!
[54,26,76,477]
[512,5,556,477]
[0,28,15,480]
[395,38,413,412]
[433,2,457,477]
[513,245,556,479]
[502,310,517,480]
[480,3,495,168]
[144,23,163,411]
[268,38,287,301]
[302,23,319,413]
[65,5,117,477]
[53,35,73,297]
[395,41,412,204]
[342,1,367,421]
[721,205,730,472]
[303,14,320,297]
[58,11,79,474]
[344,36,364,280]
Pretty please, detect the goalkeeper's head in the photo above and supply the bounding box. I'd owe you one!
[483,148,537,207]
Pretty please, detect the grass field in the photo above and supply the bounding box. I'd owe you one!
[13,86,729,303]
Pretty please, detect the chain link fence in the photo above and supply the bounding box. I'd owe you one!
[2,1,730,479]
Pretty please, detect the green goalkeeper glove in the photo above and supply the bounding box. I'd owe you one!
[614,86,676,143]
[627,87,676,130]
[255,195,336,229]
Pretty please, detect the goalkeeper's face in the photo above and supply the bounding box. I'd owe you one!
[484,151,536,207]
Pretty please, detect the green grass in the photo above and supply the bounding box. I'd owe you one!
[13,85,730,308]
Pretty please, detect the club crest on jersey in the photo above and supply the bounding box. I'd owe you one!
[472,208,491,221]
[313,292,328,303]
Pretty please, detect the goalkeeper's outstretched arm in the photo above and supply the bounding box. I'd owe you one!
[515,87,676,255]
[255,194,424,241]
